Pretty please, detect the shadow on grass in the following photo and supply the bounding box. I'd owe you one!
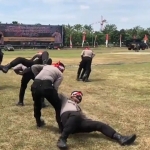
[44,125,60,133]
[71,133,138,147]
[0,84,18,90]
[90,78,106,82]
[72,132,110,141]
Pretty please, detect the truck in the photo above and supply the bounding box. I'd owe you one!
[126,39,148,52]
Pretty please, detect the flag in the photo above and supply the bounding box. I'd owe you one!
[133,35,136,39]
[144,34,148,43]
[120,34,122,47]
[70,34,72,48]
[82,32,86,47]
[106,34,108,47]
[94,35,97,48]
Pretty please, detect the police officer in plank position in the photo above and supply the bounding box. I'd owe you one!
[13,64,48,107]
[31,61,65,131]
[57,91,136,149]
[0,47,4,65]
[76,48,95,82]
[0,51,51,73]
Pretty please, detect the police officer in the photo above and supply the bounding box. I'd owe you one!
[31,61,65,131]
[57,91,136,149]
[0,47,4,65]
[0,51,51,73]
[13,64,47,107]
[76,48,95,82]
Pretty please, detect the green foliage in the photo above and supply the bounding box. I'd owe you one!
[64,24,150,46]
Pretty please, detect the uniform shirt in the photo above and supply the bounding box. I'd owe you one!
[58,93,88,119]
[31,65,63,91]
[81,49,95,58]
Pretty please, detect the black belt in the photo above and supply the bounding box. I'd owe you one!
[83,56,92,59]
[33,79,53,88]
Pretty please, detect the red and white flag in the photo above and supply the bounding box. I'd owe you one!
[144,34,148,43]
[70,34,72,48]
[82,32,86,47]
[133,35,136,39]
[120,34,122,47]
[106,34,108,47]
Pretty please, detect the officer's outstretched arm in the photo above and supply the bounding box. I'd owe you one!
[31,64,44,76]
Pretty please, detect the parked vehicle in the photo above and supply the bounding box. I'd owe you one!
[126,39,148,52]
[3,44,15,51]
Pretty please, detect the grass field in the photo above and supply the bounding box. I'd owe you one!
[0,47,150,150]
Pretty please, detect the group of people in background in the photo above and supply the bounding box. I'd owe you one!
[0,48,136,149]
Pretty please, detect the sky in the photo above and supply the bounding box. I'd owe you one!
[0,0,149,31]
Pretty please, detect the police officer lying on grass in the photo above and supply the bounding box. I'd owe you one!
[57,91,136,149]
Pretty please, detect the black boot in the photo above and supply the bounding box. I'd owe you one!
[80,69,86,79]
[36,118,46,128]
[57,137,67,149]
[17,87,25,106]
[16,101,24,106]
[2,63,11,73]
[47,58,52,65]
[113,132,136,146]
[82,73,88,82]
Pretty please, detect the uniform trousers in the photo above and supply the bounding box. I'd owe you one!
[60,111,116,139]
[19,71,35,103]
[77,57,92,79]
[31,79,62,129]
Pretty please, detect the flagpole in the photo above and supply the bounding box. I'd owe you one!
[70,34,72,48]
[120,34,122,47]
[106,34,108,47]
[94,35,97,48]
[82,32,86,47]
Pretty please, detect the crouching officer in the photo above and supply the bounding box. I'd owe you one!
[31,61,65,131]
[57,91,136,149]
[13,64,47,108]
[76,48,95,82]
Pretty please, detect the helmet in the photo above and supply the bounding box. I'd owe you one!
[71,91,83,103]
[53,61,65,73]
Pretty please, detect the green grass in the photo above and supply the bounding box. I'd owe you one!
[0,48,150,150]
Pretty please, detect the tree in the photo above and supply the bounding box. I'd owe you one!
[73,24,83,32]
[102,24,117,34]
[12,21,18,24]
